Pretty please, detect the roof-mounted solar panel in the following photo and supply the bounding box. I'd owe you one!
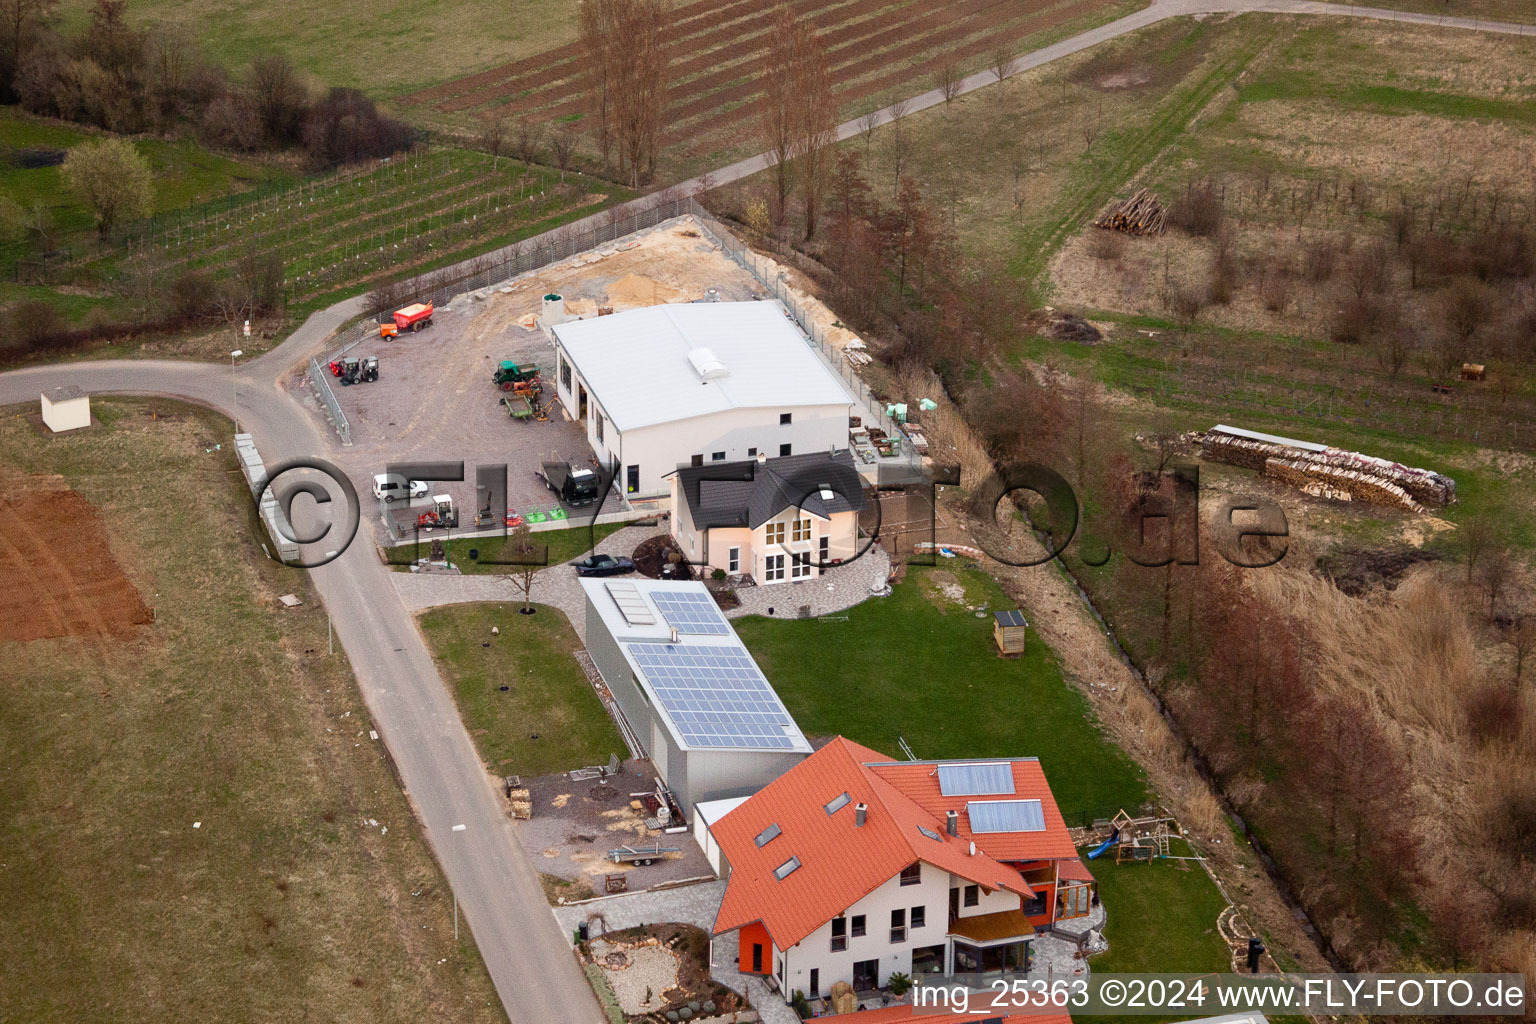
[650,589,730,635]
[937,763,1015,797]
[627,642,796,749]
[966,799,1045,834]
[605,580,656,625]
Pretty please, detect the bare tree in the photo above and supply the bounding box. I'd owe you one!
[480,108,511,169]
[551,122,579,180]
[988,45,1015,82]
[795,16,835,241]
[514,117,544,165]
[1506,609,1535,688]
[580,0,667,185]
[856,107,881,150]
[760,4,798,223]
[0,0,59,99]
[507,523,541,614]
[934,59,962,106]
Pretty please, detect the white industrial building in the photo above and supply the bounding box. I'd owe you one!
[580,577,812,814]
[40,385,90,432]
[551,302,855,502]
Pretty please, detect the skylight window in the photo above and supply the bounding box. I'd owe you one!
[824,792,851,815]
[774,856,801,881]
[754,823,782,848]
[917,825,942,842]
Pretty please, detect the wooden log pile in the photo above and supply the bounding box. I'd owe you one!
[1093,188,1167,236]
[1201,428,1456,510]
[1264,457,1425,513]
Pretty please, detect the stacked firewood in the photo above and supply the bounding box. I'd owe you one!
[1093,188,1167,236]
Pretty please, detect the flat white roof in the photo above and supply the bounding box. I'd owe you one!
[552,302,854,433]
[695,795,751,826]
[580,578,811,756]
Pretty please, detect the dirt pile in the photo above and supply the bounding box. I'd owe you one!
[0,482,153,642]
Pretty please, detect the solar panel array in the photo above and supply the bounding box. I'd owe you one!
[967,799,1045,834]
[605,581,656,625]
[937,763,1016,797]
[650,589,730,635]
[628,642,798,749]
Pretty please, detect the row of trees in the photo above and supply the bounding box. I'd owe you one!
[578,0,666,187]
[0,0,413,169]
[760,5,835,239]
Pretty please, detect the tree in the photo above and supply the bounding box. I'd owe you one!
[882,176,932,296]
[249,53,308,147]
[794,16,834,241]
[507,524,541,614]
[988,45,1015,82]
[856,107,880,149]
[1302,695,1416,879]
[61,137,150,237]
[0,0,59,101]
[1506,610,1535,688]
[934,59,961,106]
[551,122,579,180]
[760,4,798,223]
[580,0,667,187]
[514,117,543,165]
[479,108,510,169]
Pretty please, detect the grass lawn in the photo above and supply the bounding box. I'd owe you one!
[387,522,626,574]
[735,564,1147,822]
[0,399,504,1024]
[419,602,625,777]
[58,0,584,99]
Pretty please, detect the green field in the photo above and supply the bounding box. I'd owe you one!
[0,399,504,1024]
[735,564,1148,822]
[387,522,625,574]
[58,0,584,99]
[420,602,625,777]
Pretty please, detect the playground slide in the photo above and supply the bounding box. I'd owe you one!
[1087,830,1119,860]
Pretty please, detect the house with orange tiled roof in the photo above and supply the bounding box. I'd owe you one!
[707,737,1095,1004]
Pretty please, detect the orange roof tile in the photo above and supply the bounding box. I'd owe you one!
[866,759,1078,863]
[1057,857,1095,882]
[711,738,1032,949]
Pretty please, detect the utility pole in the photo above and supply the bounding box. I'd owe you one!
[230,348,243,432]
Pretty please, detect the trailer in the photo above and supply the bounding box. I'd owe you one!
[607,842,680,866]
[500,395,533,422]
[380,302,435,337]
[537,461,600,506]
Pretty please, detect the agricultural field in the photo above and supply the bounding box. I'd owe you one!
[402,0,1147,175]
[0,399,504,1024]
[1317,0,1536,22]
[109,148,628,313]
[57,0,584,98]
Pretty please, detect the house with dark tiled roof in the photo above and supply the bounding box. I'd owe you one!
[707,737,1092,1003]
[667,449,867,585]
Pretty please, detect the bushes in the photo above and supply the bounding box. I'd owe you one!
[301,88,416,169]
[1466,682,1524,746]
[1169,180,1224,237]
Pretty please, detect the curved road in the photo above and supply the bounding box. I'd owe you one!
[2,1,1530,1021]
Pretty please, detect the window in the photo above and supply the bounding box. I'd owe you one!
[964,884,979,907]
[830,916,847,952]
[890,908,906,944]
[747,447,758,457]
[851,914,866,938]
[764,522,786,545]
[627,465,639,495]
[764,554,785,582]
[711,451,726,461]
[911,906,926,929]
[727,547,740,573]
[779,443,792,457]
[810,968,819,997]
[820,536,830,563]
[780,412,792,425]
[595,415,604,443]
[791,518,811,542]
[824,792,851,815]
[1023,889,1048,917]
[691,454,703,467]
[900,862,921,886]
[754,823,781,848]
[774,856,801,881]
[560,357,572,391]
[790,553,812,580]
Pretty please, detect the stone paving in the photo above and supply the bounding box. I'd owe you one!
[589,937,682,1016]
[723,545,892,621]
[553,879,726,940]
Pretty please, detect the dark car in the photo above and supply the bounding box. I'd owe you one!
[572,553,635,577]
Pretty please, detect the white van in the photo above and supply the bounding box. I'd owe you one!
[372,473,430,503]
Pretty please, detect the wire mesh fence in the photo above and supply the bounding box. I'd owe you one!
[307,356,352,446]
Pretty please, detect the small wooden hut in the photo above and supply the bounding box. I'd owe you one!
[993,610,1028,656]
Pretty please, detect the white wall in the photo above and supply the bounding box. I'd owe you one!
[41,395,90,432]
[777,861,1021,999]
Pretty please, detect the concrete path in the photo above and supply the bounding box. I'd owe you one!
[3,2,1530,1022]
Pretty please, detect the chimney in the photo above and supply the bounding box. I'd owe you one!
[854,803,867,827]
[669,627,679,643]
[946,810,958,837]
[969,841,977,857]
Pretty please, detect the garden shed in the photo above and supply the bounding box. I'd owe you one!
[993,609,1028,656]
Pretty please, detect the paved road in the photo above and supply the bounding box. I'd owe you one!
[2,1,1530,1020]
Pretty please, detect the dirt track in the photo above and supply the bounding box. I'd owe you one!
[0,481,154,642]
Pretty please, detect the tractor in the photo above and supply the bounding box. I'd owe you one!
[492,361,539,392]
[416,495,459,529]
[361,356,379,382]
[335,356,362,386]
